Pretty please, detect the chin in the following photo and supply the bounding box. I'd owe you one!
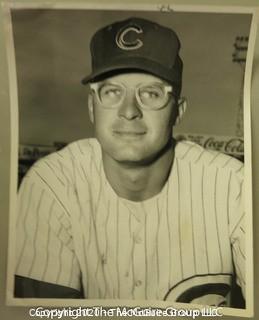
[111,149,146,164]
[108,144,163,165]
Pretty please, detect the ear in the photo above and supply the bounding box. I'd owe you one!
[174,97,187,126]
[88,93,95,124]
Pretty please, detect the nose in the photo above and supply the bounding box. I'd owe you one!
[117,89,142,120]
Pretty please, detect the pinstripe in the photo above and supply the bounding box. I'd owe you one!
[16,180,27,228]
[235,180,244,200]
[56,151,64,158]
[88,141,101,175]
[189,163,197,274]
[94,176,103,215]
[235,164,243,173]
[34,171,70,217]
[56,242,63,283]
[94,246,100,287]
[166,182,172,289]
[103,199,111,298]
[229,212,245,238]
[68,255,75,288]
[232,246,246,285]
[84,180,107,298]
[104,200,111,256]
[156,198,161,299]
[131,239,136,299]
[176,159,183,279]
[71,156,76,185]
[42,232,61,282]
[232,239,245,260]
[77,141,84,155]
[86,181,101,293]
[57,159,71,198]
[42,200,55,281]
[82,233,89,297]
[226,171,232,225]
[67,145,76,159]
[222,156,233,168]
[128,211,134,299]
[201,165,210,272]
[116,198,120,298]
[128,207,132,237]
[214,168,223,273]
[87,212,92,250]
[77,159,85,184]
[141,203,148,299]
[180,144,196,160]
[28,189,45,277]
[194,149,205,164]
[77,162,87,184]
[16,182,34,272]
[44,160,65,186]
[209,152,221,165]
[99,156,103,176]
[240,226,245,234]
[80,163,91,187]
[42,231,52,281]
[56,224,63,239]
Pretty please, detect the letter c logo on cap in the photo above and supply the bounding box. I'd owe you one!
[115,26,143,50]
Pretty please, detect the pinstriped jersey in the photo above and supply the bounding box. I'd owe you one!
[15,138,245,305]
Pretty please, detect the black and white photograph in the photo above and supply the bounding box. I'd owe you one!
[4,3,256,317]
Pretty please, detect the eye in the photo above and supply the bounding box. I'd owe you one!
[99,84,123,99]
[139,86,163,100]
[97,84,124,106]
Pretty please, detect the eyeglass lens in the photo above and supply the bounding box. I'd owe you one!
[97,83,170,109]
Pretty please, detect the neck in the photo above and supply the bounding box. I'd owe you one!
[102,141,175,202]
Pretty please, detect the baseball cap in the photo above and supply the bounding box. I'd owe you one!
[82,17,183,96]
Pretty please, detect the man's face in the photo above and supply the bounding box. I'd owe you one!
[88,72,178,165]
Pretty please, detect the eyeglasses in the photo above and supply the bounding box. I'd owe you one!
[90,82,174,110]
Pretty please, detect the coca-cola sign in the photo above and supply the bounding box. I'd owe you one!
[176,134,244,157]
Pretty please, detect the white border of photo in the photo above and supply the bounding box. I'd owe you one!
[2,1,257,318]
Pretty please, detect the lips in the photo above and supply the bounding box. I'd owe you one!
[113,130,146,135]
[112,129,146,139]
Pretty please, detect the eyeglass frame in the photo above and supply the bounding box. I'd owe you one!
[89,81,176,111]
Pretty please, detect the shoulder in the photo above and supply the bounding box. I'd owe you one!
[23,138,101,186]
[175,140,243,175]
[31,138,100,169]
[46,138,100,162]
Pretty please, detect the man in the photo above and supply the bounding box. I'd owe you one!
[15,17,245,307]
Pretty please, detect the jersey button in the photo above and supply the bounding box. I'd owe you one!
[101,254,107,264]
[135,280,142,287]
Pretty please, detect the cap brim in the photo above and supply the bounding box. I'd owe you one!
[81,57,181,86]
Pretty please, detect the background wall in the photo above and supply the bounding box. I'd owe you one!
[0,1,258,319]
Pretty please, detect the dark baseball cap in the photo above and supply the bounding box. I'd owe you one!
[82,17,183,96]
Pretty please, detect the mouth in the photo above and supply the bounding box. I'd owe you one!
[112,130,146,139]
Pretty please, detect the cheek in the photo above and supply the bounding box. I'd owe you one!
[147,110,174,136]
[92,108,115,135]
